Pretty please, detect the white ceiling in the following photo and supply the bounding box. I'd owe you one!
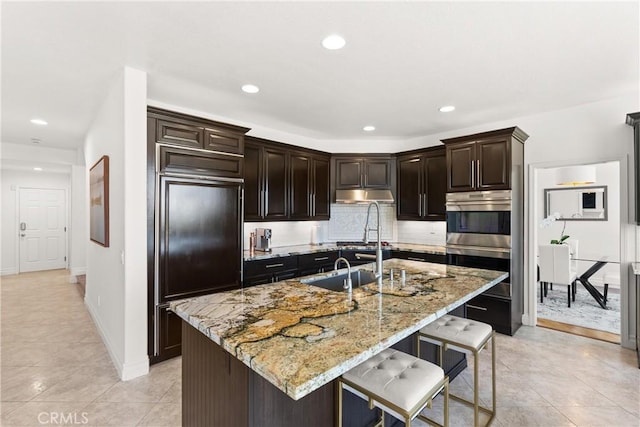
[2,1,638,150]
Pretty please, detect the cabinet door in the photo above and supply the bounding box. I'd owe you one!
[158,177,242,301]
[364,159,392,188]
[244,143,263,220]
[477,138,510,190]
[397,156,423,220]
[312,157,330,219]
[264,147,288,220]
[446,141,476,192]
[336,159,363,189]
[423,151,446,220]
[204,127,243,154]
[289,153,312,219]
[156,119,203,149]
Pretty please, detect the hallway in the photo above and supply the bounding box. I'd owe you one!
[1,270,181,426]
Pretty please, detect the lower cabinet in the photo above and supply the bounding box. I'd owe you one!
[392,250,446,264]
[465,294,512,335]
[243,256,298,287]
[297,251,340,277]
[339,249,392,266]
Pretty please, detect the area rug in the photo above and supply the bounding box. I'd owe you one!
[536,284,620,334]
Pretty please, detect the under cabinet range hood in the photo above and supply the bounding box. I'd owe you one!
[335,189,395,204]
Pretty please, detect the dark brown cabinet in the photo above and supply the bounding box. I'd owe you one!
[153,108,245,155]
[396,147,446,220]
[626,112,640,224]
[391,250,446,264]
[442,128,527,193]
[245,137,331,221]
[147,108,249,364]
[297,251,340,276]
[243,256,299,287]
[335,156,393,190]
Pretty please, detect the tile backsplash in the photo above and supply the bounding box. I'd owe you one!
[327,204,396,242]
[244,204,447,248]
[396,220,446,246]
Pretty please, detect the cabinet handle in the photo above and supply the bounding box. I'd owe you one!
[266,263,284,268]
[476,159,480,187]
[313,194,316,215]
[418,194,422,216]
[407,257,425,262]
[314,256,329,261]
[471,160,475,188]
[356,253,376,260]
[467,304,488,311]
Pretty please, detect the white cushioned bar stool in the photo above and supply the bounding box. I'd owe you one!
[338,348,449,427]
[417,315,495,427]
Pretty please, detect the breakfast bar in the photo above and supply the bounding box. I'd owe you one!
[170,259,507,426]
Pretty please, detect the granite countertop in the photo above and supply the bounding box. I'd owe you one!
[244,242,446,261]
[170,258,507,400]
[632,262,640,275]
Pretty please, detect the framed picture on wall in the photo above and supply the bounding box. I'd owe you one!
[89,155,109,247]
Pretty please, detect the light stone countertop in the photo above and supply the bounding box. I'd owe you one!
[170,258,507,400]
[632,263,640,275]
[244,242,446,261]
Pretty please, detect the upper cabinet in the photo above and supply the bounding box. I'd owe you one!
[396,146,446,221]
[244,137,330,221]
[442,127,529,193]
[151,107,248,154]
[335,156,393,190]
[149,107,250,179]
[627,112,640,224]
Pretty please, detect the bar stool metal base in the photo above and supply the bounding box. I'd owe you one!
[418,325,496,427]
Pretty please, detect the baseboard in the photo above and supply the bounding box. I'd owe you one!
[1,267,18,276]
[121,358,150,380]
[70,267,86,276]
[84,298,149,381]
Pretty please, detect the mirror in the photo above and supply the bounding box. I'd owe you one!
[544,186,607,221]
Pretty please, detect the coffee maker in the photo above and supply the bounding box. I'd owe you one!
[255,228,272,252]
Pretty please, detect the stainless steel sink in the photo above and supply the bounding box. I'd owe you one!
[301,269,378,292]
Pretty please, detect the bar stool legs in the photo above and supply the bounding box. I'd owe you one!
[417,317,496,427]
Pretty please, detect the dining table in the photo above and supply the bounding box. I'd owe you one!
[573,256,612,309]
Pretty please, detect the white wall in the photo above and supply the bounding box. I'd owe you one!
[84,66,148,381]
[537,162,620,287]
[0,169,70,275]
[69,165,87,278]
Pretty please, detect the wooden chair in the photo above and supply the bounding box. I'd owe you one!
[539,244,578,307]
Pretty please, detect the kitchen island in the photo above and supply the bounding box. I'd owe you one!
[171,259,507,426]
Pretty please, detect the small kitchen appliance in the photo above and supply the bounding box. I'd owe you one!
[255,228,272,252]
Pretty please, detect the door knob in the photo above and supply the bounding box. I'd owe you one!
[20,233,25,237]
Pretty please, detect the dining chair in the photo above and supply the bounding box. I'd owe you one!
[539,244,578,307]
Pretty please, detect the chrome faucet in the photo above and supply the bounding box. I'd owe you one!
[334,257,353,294]
[363,201,383,287]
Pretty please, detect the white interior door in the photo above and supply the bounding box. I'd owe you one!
[19,188,67,273]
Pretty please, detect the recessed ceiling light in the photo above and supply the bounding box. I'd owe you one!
[322,34,346,50]
[241,84,260,94]
[33,167,43,171]
[363,126,376,132]
[439,105,456,113]
[30,118,48,125]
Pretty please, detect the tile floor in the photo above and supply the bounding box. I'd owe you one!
[2,269,639,426]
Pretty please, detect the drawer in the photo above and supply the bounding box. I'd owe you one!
[392,250,446,264]
[340,249,391,266]
[297,251,340,270]
[244,256,298,278]
[465,294,511,335]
